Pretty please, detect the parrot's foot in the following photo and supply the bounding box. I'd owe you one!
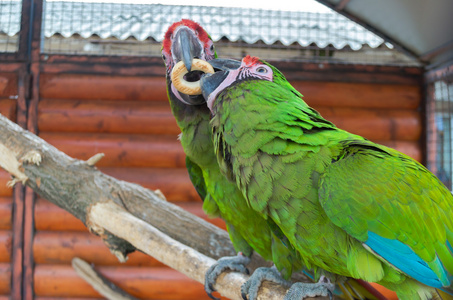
[241,266,292,300]
[204,252,251,300]
[284,276,335,300]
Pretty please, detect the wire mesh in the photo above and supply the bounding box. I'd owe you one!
[426,67,453,190]
[0,0,22,53]
[39,1,419,66]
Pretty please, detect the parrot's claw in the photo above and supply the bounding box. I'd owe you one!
[241,266,291,300]
[204,252,251,300]
[284,276,335,300]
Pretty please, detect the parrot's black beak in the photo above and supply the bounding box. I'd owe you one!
[200,58,241,101]
[208,58,241,72]
[172,26,203,72]
[170,26,207,105]
[200,71,229,101]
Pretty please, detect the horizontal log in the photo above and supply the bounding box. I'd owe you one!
[377,140,421,162]
[33,231,162,267]
[35,198,225,232]
[294,81,421,110]
[271,60,423,85]
[316,107,421,141]
[0,99,16,122]
[38,74,421,111]
[0,198,12,230]
[0,231,11,263]
[39,132,186,168]
[0,263,11,294]
[34,265,215,299]
[0,171,13,197]
[39,73,168,102]
[37,98,420,142]
[38,99,180,135]
[41,55,165,77]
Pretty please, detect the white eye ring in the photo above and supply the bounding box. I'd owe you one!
[256,66,268,73]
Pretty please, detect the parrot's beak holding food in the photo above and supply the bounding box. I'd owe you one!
[170,26,210,104]
[200,71,229,102]
[201,58,241,110]
[172,26,202,72]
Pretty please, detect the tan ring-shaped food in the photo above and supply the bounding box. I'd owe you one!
[171,59,215,95]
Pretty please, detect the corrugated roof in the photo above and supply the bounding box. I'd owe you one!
[1,1,386,50]
[318,0,453,66]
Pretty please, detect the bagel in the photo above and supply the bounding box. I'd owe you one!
[171,59,214,95]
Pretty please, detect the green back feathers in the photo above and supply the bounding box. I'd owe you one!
[209,61,453,298]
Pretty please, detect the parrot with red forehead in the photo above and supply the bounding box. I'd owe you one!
[199,55,453,299]
[161,20,303,299]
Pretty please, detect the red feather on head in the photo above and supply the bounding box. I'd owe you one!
[162,19,210,53]
[243,55,260,66]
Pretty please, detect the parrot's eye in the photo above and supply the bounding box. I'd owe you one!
[162,54,167,61]
[256,66,268,73]
[210,44,214,52]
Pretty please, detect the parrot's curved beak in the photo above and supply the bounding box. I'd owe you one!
[172,26,203,72]
[208,58,242,72]
[201,58,241,108]
[170,26,208,105]
[200,72,229,102]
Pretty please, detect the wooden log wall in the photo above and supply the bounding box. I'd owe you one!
[0,73,17,299]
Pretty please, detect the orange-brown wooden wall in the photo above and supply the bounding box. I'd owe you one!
[1,60,423,299]
[0,72,18,300]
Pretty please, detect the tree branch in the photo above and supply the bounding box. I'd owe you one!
[0,113,324,300]
[72,257,140,300]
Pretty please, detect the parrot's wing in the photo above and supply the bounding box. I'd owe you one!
[186,156,222,218]
[185,155,208,201]
[318,139,453,288]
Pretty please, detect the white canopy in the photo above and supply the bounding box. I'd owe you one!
[317,0,453,67]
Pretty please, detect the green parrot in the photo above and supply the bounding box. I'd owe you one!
[161,20,304,298]
[200,55,453,300]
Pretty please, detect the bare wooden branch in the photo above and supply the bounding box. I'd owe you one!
[88,200,291,299]
[72,257,140,300]
[0,113,326,300]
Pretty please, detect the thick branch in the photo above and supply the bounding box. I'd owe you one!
[0,114,324,299]
[88,200,290,299]
[0,113,235,259]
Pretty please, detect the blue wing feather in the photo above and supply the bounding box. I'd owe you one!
[365,231,450,288]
